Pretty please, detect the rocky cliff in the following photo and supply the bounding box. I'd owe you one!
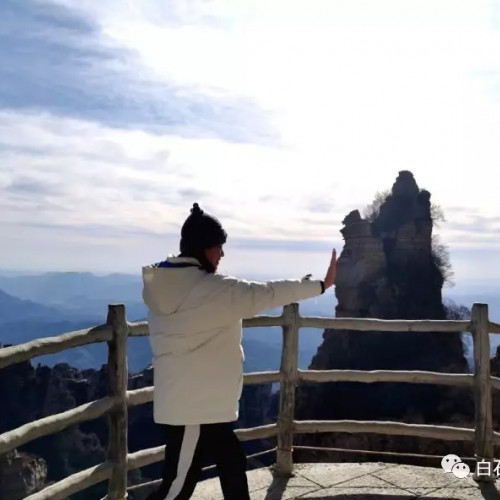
[0,358,274,499]
[0,450,47,500]
[295,171,474,464]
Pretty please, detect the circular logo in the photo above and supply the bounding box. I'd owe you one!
[451,462,470,479]
[441,454,461,473]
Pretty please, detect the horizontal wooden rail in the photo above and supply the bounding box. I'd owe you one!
[116,424,279,475]
[299,316,471,332]
[292,445,478,461]
[244,371,281,385]
[0,324,111,370]
[24,461,114,500]
[23,444,198,500]
[0,397,116,455]
[243,315,285,328]
[299,369,475,387]
[128,445,165,470]
[127,321,148,337]
[22,438,278,500]
[127,368,497,410]
[25,440,276,500]
[126,316,483,337]
[491,321,500,334]
[127,386,153,407]
[25,415,492,500]
[236,423,278,441]
[127,447,278,493]
[293,420,500,444]
[112,425,279,480]
[126,371,281,408]
[128,315,285,337]
[12,365,490,461]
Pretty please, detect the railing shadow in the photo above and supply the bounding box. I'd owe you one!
[291,496,461,500]
[293,496,499,500]
[263,476,289,499]
[262,478,500,500]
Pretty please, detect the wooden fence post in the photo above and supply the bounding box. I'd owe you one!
[106,304,129,499]
[275,303,300,477]
[471,303,494,482]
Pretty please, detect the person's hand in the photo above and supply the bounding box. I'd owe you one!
[323,249,337,289]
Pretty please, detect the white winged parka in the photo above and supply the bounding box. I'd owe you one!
[142,255,325,425]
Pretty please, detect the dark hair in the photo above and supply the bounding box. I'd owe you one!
[179,250,216,274]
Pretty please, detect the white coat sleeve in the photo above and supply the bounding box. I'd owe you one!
[214,275,324,319]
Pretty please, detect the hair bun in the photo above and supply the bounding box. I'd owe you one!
[191,202,204,215]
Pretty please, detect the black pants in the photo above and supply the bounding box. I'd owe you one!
[145,422,250,500]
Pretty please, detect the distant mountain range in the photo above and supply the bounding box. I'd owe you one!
[0,288,61,321]
[0,271,498,373]
[0,271,333,373]
[0,271,145,320]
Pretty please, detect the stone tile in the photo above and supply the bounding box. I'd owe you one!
[251,485,321,499]
[192,479,223,500]
[306,486,417,498]
[419,486,487,499]
[373,464,457,492]
[191,466,322,499]
[405,488,443,497]
[402,486,480,497]
[246,468,273,492]
[190,462,495,500]
[330,473,402,489]
[458,474,491,487]
[293,462,393,488]
[248,467,320,492]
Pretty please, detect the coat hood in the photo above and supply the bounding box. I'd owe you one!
[142,255,205,316]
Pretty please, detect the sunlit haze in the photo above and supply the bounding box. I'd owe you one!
[1,0,499,291]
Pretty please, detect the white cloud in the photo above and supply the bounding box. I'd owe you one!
[41,0,500,212]
[1,109,498,246]
[0,110,346,238]
[2,0,500,284]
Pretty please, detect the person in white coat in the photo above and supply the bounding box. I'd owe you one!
[143,203,337,500]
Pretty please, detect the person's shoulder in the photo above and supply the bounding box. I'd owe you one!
[204,272,239,284]
[189,273,240,303]
[201,272,252,289]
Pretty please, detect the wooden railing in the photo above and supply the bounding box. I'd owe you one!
[1,302,500,499]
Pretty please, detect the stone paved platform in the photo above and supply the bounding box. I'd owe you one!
[192,462,500,499]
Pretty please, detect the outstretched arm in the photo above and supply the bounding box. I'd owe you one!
[208,248,337,319]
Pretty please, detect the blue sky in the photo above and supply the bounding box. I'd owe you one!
[1,0,500,292]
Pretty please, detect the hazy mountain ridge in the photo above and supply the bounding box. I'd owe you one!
[0,276,331,372]
[0,271,498,373]
[0,289,62,322]
[0,272,143,305]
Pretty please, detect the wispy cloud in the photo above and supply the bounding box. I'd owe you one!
[1,109,499,250]
[442,214,500,249]
[1,0,500,286]
[447,216,500,234]
[0,0,273,143]
[6,177,63,196]
[0,109,346,237]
